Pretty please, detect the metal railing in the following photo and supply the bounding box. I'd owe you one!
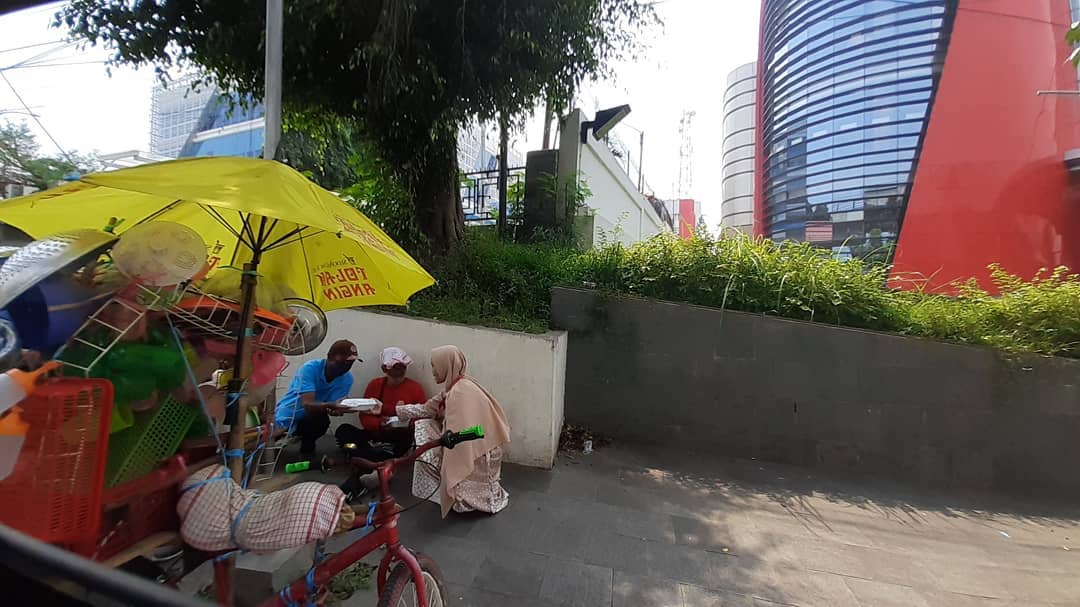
[646,196,674,230]
[460,167,526,225]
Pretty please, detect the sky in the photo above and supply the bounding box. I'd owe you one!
[0,1,760,229]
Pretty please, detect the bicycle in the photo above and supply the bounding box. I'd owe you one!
[208,426,486,607]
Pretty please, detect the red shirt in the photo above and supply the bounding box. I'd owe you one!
[359,377,427,431]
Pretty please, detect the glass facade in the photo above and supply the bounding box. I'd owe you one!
[184,127,265,158]
[760,0,956,260]
[149,73,216,158]
[178,94,264,158]
[150,77,266,160]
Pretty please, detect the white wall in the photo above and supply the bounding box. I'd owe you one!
[559,109,669,246]
[281,310,567,468]
[721,61,756,235]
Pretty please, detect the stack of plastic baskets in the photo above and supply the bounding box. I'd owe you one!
[0,378,113,556]
[95,455,187,562]
[105,395,197,487]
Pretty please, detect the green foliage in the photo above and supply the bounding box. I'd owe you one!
[327,562,377,604]
[409,231,1080,359]
[578,234,904,330]
[407,230,578,332]
[1067,22,1080,66]
[513,171,592,244]
[694,215,710,238]
[0,121,95,191]
[540,171,593,213]
[278,112,364,192]
[487,179,526,224]
[903,265,1080,357]
[58,0,658,248]
[340,142,427,259]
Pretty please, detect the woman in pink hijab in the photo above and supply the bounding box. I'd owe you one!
[375,345,512,516]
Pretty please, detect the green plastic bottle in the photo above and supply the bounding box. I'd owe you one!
[285,461,312,474]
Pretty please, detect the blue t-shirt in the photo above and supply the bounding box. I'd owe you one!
[274,359,354,432]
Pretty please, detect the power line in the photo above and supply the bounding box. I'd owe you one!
[2,40,76,71]
[1,60,105,71]
[0,70,73,164]
[0,40,66,55]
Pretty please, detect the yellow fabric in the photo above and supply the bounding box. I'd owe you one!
[0,157,434,309]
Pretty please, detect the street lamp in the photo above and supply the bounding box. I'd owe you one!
[580,104,632,142]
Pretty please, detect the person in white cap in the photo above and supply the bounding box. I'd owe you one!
[334,346,426,460]
[334,347,427,502]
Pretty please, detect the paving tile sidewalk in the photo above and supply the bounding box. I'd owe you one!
[301,441,1080,607]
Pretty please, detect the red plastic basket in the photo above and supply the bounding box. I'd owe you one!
[0,378,113,554]
[94,455,187,562]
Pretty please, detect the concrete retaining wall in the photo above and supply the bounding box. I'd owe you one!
[551,287,1080,499]
[282,310,567,468]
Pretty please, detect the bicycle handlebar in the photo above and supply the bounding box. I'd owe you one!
[443,425,485,448]
[349,425,485,472]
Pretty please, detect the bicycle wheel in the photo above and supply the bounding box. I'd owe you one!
[376,552,447,607]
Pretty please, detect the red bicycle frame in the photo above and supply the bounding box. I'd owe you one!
[209,437,448,607]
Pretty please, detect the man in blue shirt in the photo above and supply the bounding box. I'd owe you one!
[275,339,359,459]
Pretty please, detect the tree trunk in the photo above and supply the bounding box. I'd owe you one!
[412,127,464,252]
[541,99,553,149]
[497,111,509,239]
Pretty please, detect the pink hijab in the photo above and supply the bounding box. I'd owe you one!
[430,345,511,517]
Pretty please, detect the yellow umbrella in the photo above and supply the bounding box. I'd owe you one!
[0,156,435,476]
[0,156,434,309]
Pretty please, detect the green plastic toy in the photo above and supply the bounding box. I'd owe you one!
[459,425,484,439]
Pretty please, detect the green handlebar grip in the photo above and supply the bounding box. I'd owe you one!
[285,461,312,473]
[460,425,484,439]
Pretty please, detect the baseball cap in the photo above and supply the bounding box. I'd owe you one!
[328,339,360,362]
[381,346,412,367]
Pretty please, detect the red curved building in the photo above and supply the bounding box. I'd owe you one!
[756,0,1080,291]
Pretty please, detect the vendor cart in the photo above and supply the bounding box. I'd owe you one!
[0,157,446,606]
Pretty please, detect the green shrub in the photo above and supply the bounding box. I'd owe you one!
[401,230,1080,359]
[579,234,903,330]
[901,265,1080,357]
[406,231,577,333]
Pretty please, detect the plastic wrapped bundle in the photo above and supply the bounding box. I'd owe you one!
[177,464,348,553]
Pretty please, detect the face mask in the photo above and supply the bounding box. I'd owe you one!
[326,360,353,379]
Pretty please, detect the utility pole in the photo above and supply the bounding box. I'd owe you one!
[637,130,644,192]
[222,1,284,598]
[497,111,509,238]
[262,0,283,160]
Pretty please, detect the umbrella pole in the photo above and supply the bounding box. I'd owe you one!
[226,258,261,479]
[217,257,260,607]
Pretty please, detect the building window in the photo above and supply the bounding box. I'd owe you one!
[760,0,954,260]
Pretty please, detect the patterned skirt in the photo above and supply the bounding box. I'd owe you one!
[411,419,509,514]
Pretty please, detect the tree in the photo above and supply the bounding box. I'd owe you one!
[695,215,710,239]
[1068,23,1080,66]
[0,121,90,192]
[277,112,363,193]
[58,0,656,250]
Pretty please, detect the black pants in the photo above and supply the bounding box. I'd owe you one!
[334,424,413,460]
[293,411,331,456]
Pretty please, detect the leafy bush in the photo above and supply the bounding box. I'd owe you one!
[399,230,1080,359]
[902,265,1080,357]
[340,141,428,258]
[406,231,576,333]
[579,235,903,330]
